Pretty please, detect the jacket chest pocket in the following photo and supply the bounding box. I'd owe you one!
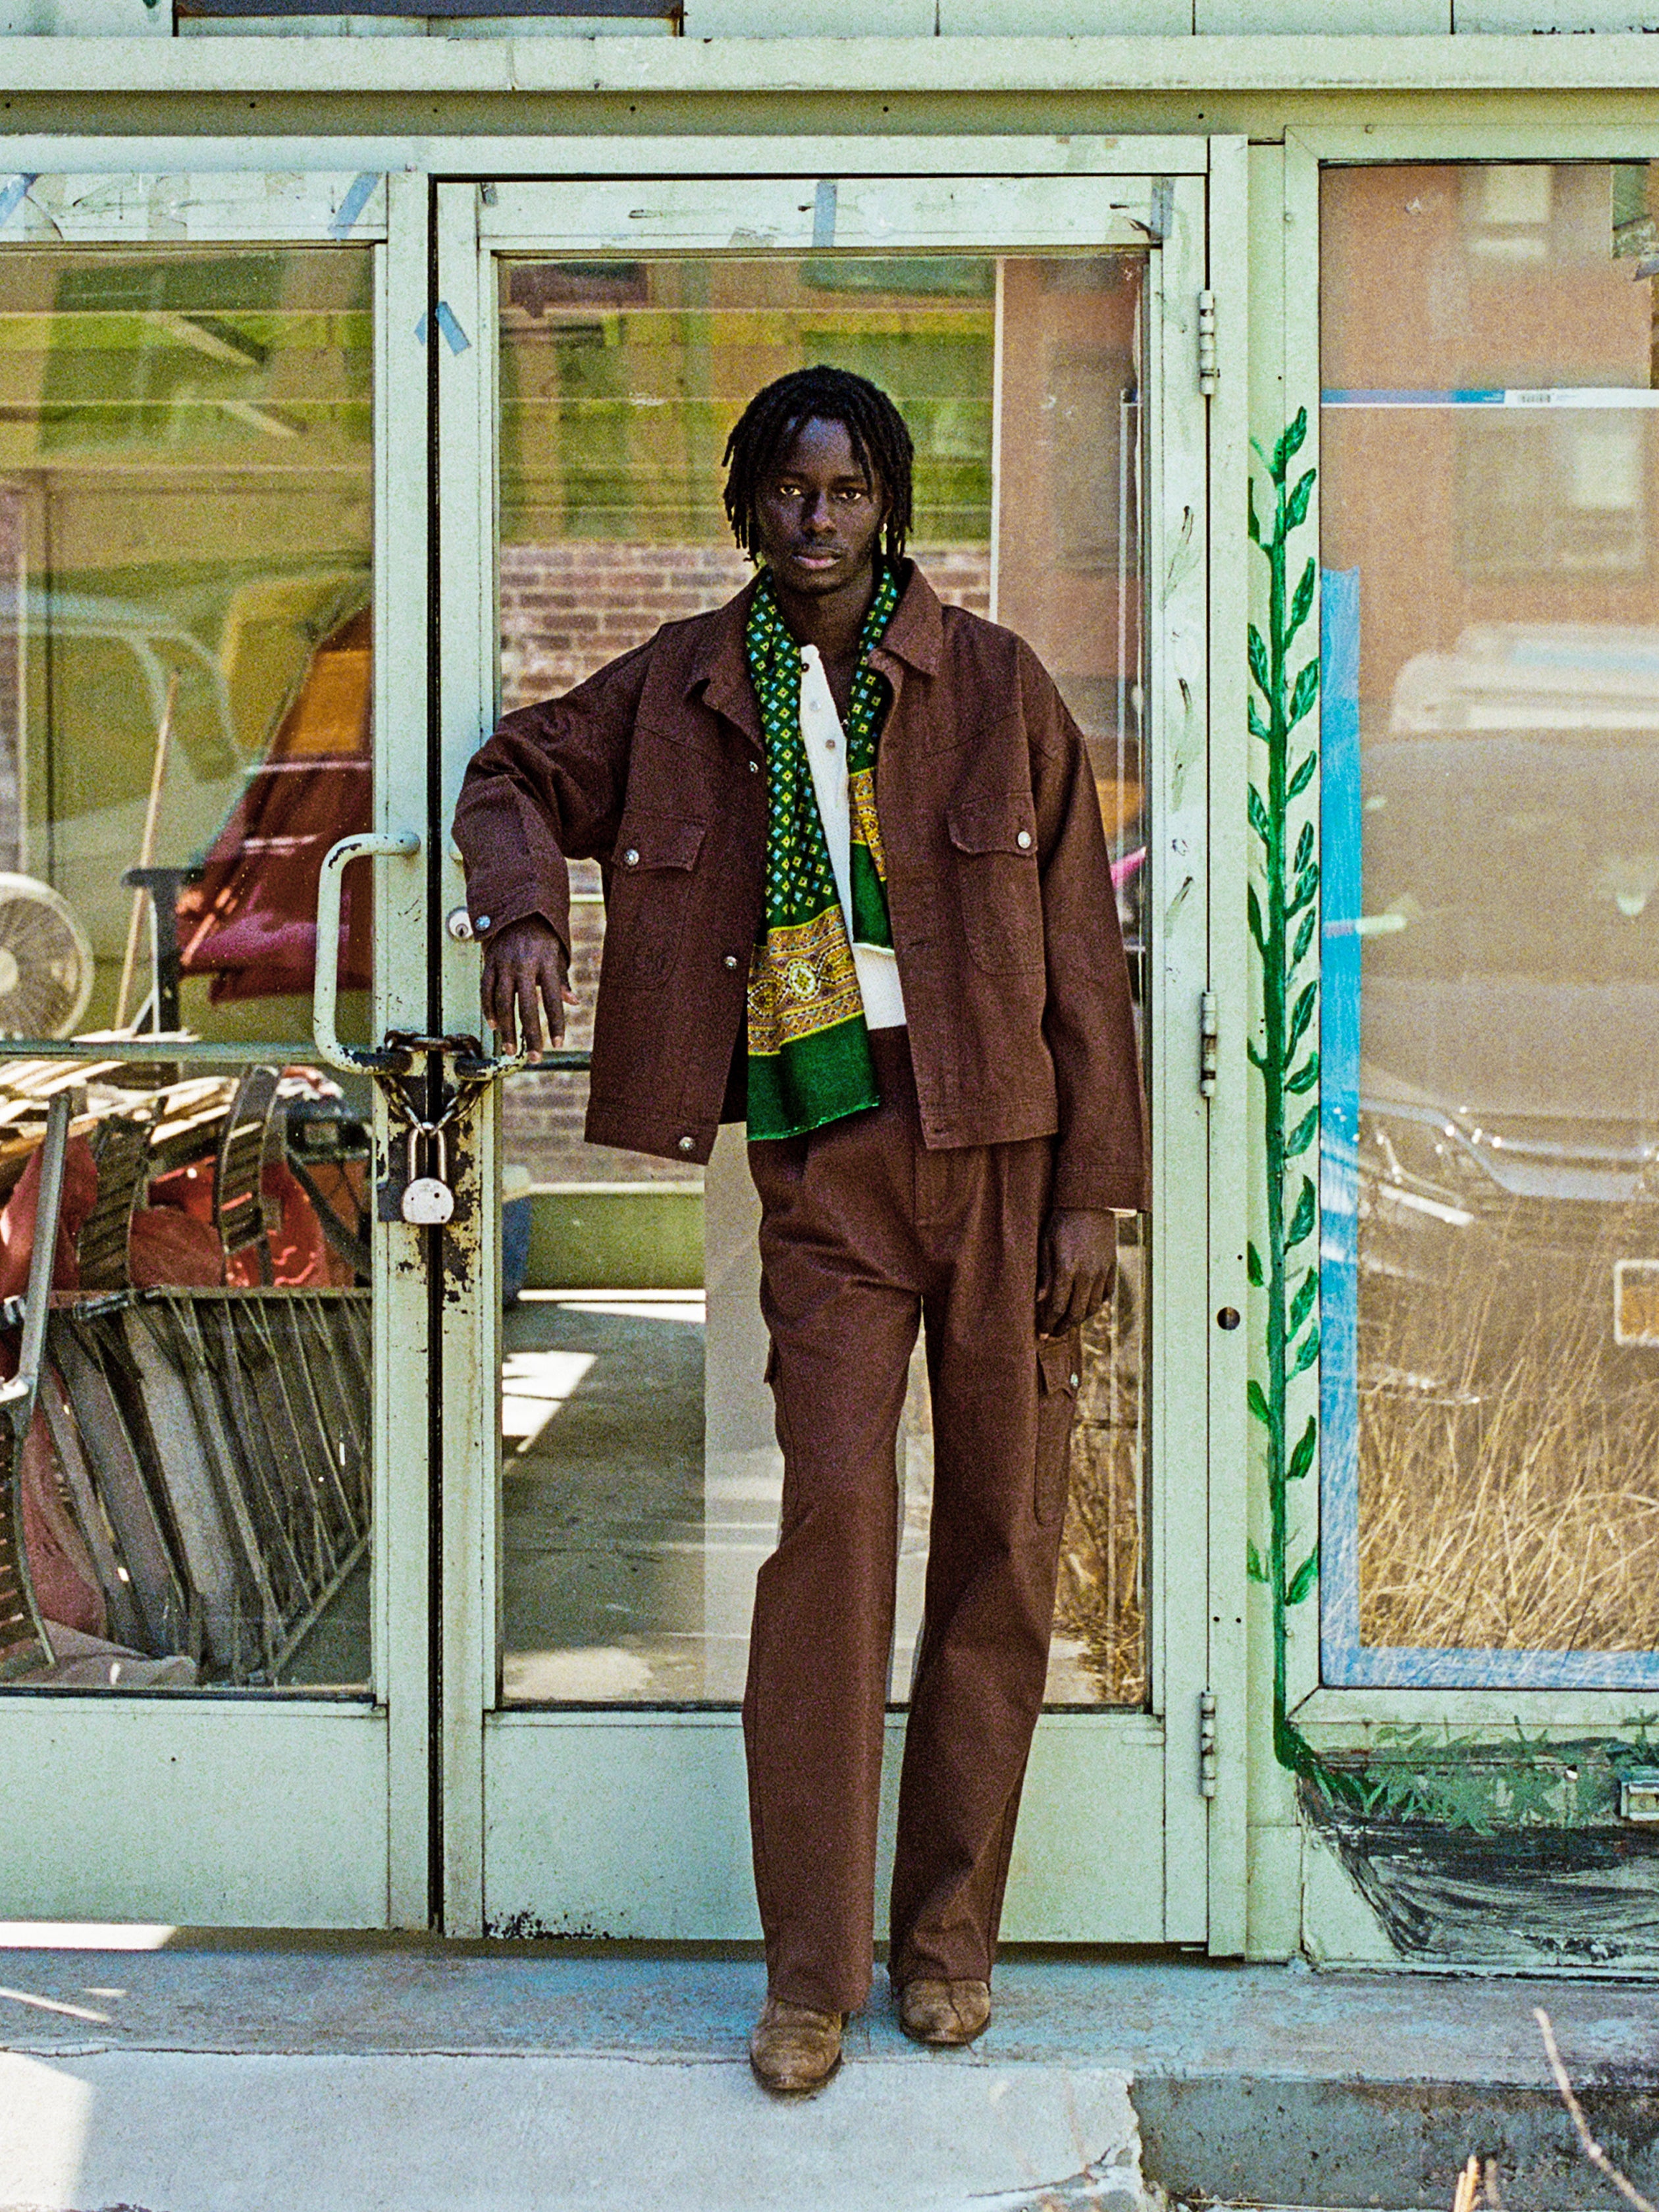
[947,797,1043,974]
[608,813,706,983]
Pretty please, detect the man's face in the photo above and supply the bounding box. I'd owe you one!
[750,416,886,601]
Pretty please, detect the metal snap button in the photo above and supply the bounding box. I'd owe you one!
[677,1135,695,1153]
[623,849,640,867]
[474,912,491,932]
[1016,830,1033,850]
[749,759,761,774]
[724,954,739,970]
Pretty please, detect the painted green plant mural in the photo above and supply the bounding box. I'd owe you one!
[1245,407,1327,1787]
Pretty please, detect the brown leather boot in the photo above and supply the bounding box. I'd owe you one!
[898,1977,991,2047]
[749,1996,845,2093]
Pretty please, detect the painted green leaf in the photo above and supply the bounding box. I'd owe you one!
[1248,1378,1271,1426]
[1286,1548,1320,1605]
[1288,1269,1318,1334]
[1248,785,1271,844]
[1248,699,1271,742]
[1288,1414,1317,1484]
[1248,625,1271,699]
[1247,1241,1264,1287]
[1247,482,1261,544]
[1293,819,1313,873]
[1288,861,1321,917]
[1289,1324,1322,1378]
[1287,659,1321,730]
[1287,981,1317,1053]
[1286,1106,1319,1158]
[1247,1539,1270,1585]
[1284,466,1317,533]
[1247,1039,1267,1071]
[1286,556,1316,644]
[1286,749,1317,801]
[1285,1052,1320,1094]
[1287,1176,1317,1247]
[1293,908,1317,964]
[1272,407,1308,481]
[1248,884,1267,952]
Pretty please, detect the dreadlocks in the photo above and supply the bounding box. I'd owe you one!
[722,365,914,564]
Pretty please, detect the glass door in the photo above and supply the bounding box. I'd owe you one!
[0,169,433,1926]
[435,165,1215,1942]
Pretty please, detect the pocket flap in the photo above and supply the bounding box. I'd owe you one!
[614,814,707,873]
[947,797,1038,856]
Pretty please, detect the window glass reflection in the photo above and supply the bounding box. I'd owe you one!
[0,246,374,1693]
[1321,165,1659,1683]
[496,253,1150,1709]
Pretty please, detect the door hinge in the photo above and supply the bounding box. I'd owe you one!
[1199,1689,1219,1798]
[1199,990,1219,1097]
[1198,288,1217,398]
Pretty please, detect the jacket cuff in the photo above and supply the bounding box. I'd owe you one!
[470,893,569,957]
[1051,1158,1148,1213]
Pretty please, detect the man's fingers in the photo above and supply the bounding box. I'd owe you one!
[515,971,545,1061]
[483,956,516,1052]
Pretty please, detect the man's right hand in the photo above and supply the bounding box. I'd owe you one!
[481,915,576,1062]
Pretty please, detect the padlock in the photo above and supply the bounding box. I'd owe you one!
[400,1125,455,1226]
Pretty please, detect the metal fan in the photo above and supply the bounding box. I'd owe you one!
[0,875,95,1039]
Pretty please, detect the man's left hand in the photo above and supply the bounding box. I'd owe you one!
[1037,1208,1117,1337]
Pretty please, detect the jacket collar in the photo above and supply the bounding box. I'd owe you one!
[689,558,943,739]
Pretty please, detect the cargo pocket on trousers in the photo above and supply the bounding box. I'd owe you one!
[1035,1330,1082,1528]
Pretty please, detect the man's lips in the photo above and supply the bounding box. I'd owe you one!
[785,546,846,567]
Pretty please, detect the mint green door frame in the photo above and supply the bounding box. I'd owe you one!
[0,167,434,1928]
[433,145,1249,1950]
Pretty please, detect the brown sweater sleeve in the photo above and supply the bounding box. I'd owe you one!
[451,641,655,956]
[1021,639,1151,1214]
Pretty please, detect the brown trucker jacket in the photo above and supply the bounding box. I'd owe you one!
[453,562,1148,1212]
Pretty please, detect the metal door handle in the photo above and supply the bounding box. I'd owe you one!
[313,832,422,1073]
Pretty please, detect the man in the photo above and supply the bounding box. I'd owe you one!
[454,365,1147,2095]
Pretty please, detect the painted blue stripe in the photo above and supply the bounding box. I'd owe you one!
[1324,387,1659,409]
[1318,568,1363,1692]
[1323,388,1504,406]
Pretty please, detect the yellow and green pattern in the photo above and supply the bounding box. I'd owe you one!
[745,562,900,1141]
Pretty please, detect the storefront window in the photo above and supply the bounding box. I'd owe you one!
[1321,164,1659,1685]
[496,252,1150,1708]
[0,246,375,1692]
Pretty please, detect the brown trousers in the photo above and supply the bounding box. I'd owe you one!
[743,1028,1081,2016]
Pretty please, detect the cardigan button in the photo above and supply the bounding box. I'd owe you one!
[1016,830,1033,850]
[677,1136,695,1153]
[724,954,739,971]
[623,848,639,867]
[748,759,761,774]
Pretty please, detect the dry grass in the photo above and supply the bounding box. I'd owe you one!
[1054,1261,1148,1704]
[1357,1203,1659,1652]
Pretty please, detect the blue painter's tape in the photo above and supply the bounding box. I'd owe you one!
[433,300,470,356]
[812,179,837,252]
[1318,567,1363,1694]
[414,307,469,354]
[0,175,39,232]
[328,172,379,242]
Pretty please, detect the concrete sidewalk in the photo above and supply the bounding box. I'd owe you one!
[0,1939,1655,2211]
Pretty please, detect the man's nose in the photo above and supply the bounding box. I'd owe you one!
[801,491,835,533]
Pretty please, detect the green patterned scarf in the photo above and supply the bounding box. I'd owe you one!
[745,561,901,1142]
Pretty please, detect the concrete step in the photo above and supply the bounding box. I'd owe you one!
[1,1939,1656,2212]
